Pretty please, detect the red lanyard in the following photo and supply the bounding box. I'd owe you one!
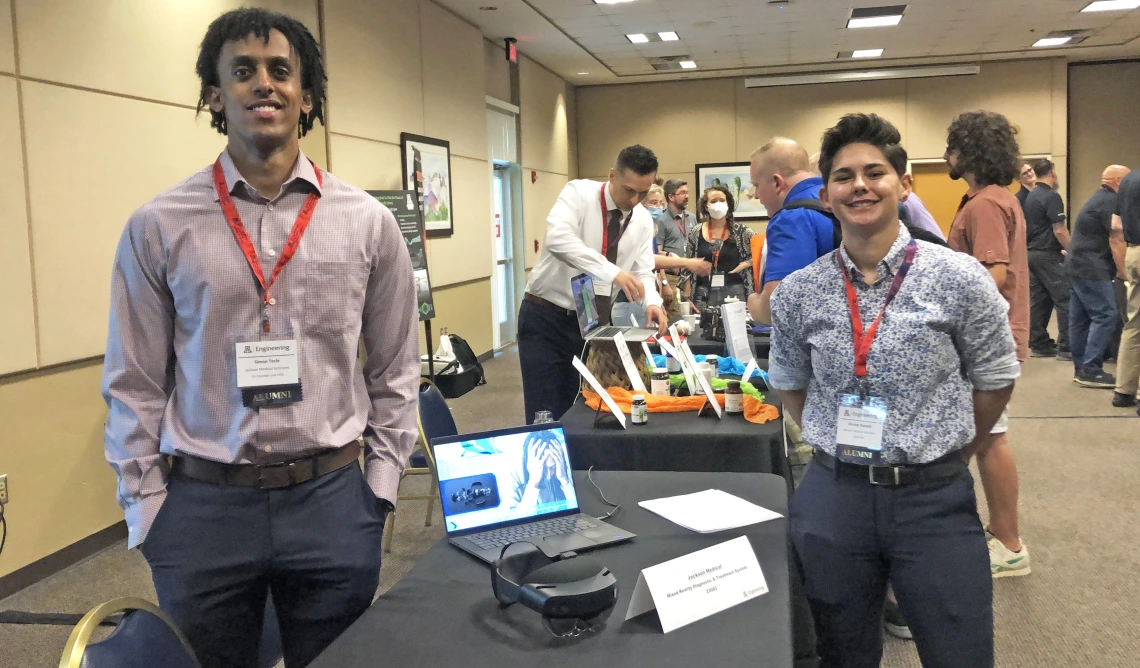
[599,183,631,255]
[708,224,730,271]
[835,240,917,378]
[213,158,323,333]
[672,211,687,236]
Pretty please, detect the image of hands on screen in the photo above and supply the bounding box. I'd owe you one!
[435,429,578,532]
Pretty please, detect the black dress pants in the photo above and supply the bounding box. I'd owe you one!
[143,464,384,668]
[790,460,992,668]
[1028,249,1070,352]
[517,299,586,423]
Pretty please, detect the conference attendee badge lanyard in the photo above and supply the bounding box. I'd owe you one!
[214,158,322,408]
[833,240,916,465]
[709,224,730,289]
[599,183,632,257]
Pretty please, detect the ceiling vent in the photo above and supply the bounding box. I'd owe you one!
[650,55,691,71]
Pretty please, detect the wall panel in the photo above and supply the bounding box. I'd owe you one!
[0,77,37,374]
[420,0,488,161]
[324,0,424,143]
[1069,62,1140,214]
[15,0,318,105]
[520,57,570,177]
[22,82,225,364]
[0,0,14,74]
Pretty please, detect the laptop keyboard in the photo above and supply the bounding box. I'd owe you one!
[466,516,598,551]
[591,326,623,338]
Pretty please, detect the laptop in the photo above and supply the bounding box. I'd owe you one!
[570,273,656,342]
[431,423,636,564]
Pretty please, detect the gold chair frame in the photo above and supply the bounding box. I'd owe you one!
[58,597,201,668]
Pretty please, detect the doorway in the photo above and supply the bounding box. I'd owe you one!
[492,164,517,347]
[910,160,1039,237]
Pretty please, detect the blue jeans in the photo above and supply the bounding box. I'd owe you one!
[1069,279,1118,374]
[610,300,647,327]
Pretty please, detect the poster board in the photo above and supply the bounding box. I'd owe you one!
[367,190,436,321]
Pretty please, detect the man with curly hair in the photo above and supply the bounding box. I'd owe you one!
[102,8,418,666]
[944,110,1032,579]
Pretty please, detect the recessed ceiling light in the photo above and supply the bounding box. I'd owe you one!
[577,72,589,75]
[1081,0,1140,10]
[595,0,637,4]
[847,4,906,28]
[852,48,884,58]
[627,33,649,43]
[1033,37,1072,47]
[659,31,679,41]
[680,60,697,69]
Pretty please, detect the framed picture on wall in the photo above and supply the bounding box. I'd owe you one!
[694,162,768,220]
[401,133,454,238]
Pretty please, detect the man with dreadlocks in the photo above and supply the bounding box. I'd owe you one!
[101,8,418,666]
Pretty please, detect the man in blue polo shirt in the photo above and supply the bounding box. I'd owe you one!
[747,137,836,324]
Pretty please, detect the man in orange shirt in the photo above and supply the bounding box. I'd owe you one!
[944,111,1032,579]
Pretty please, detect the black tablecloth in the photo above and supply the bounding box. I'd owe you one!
[310,471,793,668]
[561,386,787,481]
[651,330,770,360]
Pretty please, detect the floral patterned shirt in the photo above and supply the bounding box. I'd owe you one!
[768,225,1019,464]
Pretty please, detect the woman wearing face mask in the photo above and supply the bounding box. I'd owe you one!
[680,185,754,310]
[612,185,672,327]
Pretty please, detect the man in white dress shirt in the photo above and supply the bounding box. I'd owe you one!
[518,145,668,423]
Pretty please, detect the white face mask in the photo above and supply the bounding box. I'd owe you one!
[707,201,729,220]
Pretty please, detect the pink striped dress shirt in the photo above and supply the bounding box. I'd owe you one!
[102,149,419,548]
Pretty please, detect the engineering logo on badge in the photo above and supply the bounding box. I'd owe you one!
[244,346,253,354]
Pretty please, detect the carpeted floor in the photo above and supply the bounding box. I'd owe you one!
[1,345,1137,667]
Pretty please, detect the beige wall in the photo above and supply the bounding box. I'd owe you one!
[0,362,119,580]
[325,0,492,290]
[577,59,1068,208]
[484,39,512,103]
[418,279,494,356]
[1,0,574,580]
[520,57,575,269]
[1069,61,1140,215]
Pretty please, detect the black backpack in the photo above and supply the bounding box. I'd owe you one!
[781,198,948,249]
[432,333,487,398]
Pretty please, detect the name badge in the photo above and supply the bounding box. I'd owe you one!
[236,339,303,407]
[835,394,887,464]
[711,273,726,288]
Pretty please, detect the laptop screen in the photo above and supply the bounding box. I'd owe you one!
[570,273,599,337]
[433,425,580,534]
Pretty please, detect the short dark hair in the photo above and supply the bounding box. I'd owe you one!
[945,111,1021,187]
[195,8,327,137]
[818,113,908,185]
[1033,158,1055,179]
[615,145,659,176]
[663,178,687,199]
[698,185,736,224]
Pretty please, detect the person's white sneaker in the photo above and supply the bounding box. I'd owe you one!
[988,533,1031,578]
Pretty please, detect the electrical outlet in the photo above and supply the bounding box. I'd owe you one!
[0,474,8,505]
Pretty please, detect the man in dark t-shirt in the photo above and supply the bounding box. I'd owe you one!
[1024,158,1072,358]
[1067,166,1129,387]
